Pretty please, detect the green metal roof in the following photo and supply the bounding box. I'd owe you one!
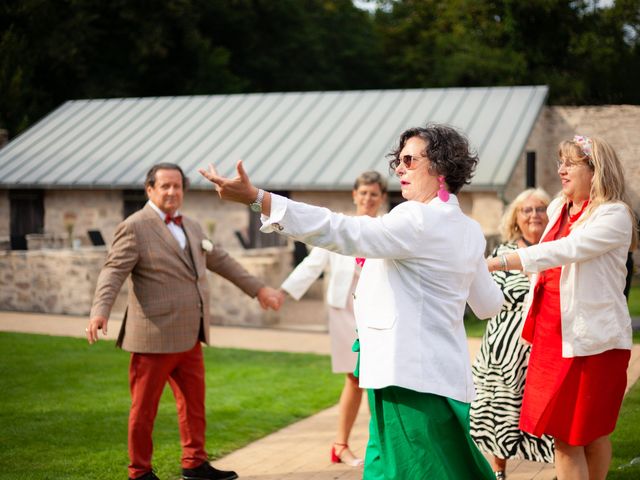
[0,86,548,191]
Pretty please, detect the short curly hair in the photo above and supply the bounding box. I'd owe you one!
[387,123,478,194]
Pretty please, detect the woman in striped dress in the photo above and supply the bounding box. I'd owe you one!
[471,188,555,478]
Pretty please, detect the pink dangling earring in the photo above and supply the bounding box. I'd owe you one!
[437,175,449,202]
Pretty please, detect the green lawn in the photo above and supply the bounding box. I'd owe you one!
[628,283,640,317]
[0,332,342,480]
[609,381,640,479]
[2,331,639,479]
[464,310,487,338]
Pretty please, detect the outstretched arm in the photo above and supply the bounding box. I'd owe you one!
[199,161,272,216]
[199,160,428,260]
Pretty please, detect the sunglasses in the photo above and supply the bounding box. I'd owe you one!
[389,154,427,170]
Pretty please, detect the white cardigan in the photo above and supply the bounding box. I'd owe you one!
[262,193,503,403]
[518,198,633,357]
[281,248,356,309]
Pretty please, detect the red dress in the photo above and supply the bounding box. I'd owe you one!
[519,202,630,446]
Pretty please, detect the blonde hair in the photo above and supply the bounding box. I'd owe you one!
[500,188,551,243]
[559,137,638,250]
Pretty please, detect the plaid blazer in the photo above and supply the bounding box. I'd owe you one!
[90,204,264,353]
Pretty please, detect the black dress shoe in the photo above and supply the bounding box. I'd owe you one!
[129,471,160,480]
[182,461,238,480]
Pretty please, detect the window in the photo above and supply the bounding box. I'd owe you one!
[9,189,44,250]
[123,190,146,219]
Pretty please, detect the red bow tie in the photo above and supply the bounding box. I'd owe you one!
[164,213,183,226]
[355,257,366,267]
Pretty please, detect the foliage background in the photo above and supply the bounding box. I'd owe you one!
[1,0,640,136]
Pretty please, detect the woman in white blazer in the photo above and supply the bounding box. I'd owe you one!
[280,171,387,467]
[487,135,637,480]
[200,124,504,480]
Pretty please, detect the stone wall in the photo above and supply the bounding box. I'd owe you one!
[208,247,291,326]
[0,188,272,252]
[0,246,291,326]
[290,191,358,214]
[44,190,125,246]
[182,191,250,250]
[40,189,266,251]
[0,248,106,314]
[466,192,503,237]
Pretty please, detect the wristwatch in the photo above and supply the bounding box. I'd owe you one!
[249,188,265,213]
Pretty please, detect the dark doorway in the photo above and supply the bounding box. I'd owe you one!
[9,189,44,250]
[123,190,147,219]
[388,191,405,211]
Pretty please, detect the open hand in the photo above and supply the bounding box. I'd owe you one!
[199,160,257,205]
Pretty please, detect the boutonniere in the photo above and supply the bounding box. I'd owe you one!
[201,239,214,253]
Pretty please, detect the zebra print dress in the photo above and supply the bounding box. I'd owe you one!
[470,242,555,463]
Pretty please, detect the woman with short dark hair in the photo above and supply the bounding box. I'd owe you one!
[201,123,504,479]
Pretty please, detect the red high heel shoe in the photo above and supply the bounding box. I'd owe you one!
[331,443,364,467]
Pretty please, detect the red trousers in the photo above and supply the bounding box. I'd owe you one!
[128,342,208,479]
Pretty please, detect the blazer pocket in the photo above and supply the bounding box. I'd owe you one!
[364,315,397,330]
[354,260,397,330]
[357,293,397,330]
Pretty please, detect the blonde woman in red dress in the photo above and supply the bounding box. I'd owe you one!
[487,135,637,479]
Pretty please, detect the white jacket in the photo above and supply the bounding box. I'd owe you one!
[281,248,356,309]
[518,198,633,357]
[262,193,504,403]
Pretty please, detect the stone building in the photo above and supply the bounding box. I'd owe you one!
[1,88,638,326]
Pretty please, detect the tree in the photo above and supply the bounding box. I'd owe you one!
[2,0,639,136]
[0,0,241,135]
[372,0,527,88]
[0,0,384,136]
[195,0,385,92]
[372,0,640,104]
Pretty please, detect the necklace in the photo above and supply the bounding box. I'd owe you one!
[521,237,533,247]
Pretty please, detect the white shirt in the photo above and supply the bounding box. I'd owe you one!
[148,200,186,249]
[262,193,503,403]
[518,198,633,357]
[281,248,356,309]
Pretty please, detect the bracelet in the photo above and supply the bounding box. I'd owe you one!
[500,255,508,271]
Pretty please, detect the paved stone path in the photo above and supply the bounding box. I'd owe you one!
[2,311,640,480]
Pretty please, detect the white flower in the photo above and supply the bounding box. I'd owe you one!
[201,239,214,253]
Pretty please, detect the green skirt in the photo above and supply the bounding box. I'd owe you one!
[353,339,494,480]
